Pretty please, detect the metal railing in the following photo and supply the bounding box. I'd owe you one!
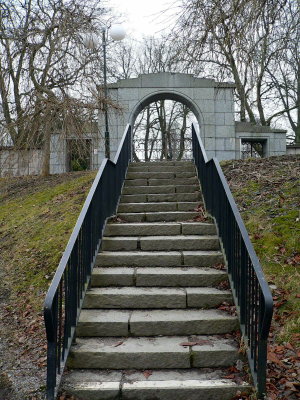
[43,125,131,400]
[192,124,273,398]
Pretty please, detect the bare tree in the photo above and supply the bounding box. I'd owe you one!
[0,0,109,175]
[173,0,297,133]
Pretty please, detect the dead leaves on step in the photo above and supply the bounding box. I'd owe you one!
[180,339,214,347]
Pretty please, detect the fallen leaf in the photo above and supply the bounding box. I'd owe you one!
[143,370,153,379]
[113,341,124,347]
[268,351,284,367]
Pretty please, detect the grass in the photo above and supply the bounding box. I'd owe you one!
[221,155,300,346]
[0,171,96,312]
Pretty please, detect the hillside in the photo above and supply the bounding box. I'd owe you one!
[221,155,300,400]
[0,155,299,400]
[0,171,96,400]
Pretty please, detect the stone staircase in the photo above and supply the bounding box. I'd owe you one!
[62,161,252,399]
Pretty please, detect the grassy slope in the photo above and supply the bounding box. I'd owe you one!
[0,171,97,309]
[0,156,299,398]
[221,155,300,346]
[0,171,96,398]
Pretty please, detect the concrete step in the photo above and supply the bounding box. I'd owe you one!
[96,250,223,267]
[120,192,201,203]
[128,162,195,172]
[124,177,198,186]
[126,171,196,180]
[91,266,226,287]
[104,222,217,237]
[63,369,252,400]
[82,287,232,309]
[131,161,194,166]
[77,309,238,337]
[117,211,199,222]
[101,235,220,251]
[118,201,200,213]
[122,184,200,195]
[128,164,195,173]
[67,336,240,369]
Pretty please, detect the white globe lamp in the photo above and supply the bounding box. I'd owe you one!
[109,24,126,41]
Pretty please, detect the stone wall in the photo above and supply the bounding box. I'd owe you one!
[286,145,300,155]
[235,122,287,158]
[0,149,43,177]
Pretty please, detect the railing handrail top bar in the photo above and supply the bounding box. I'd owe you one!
[211,157,273,305]
[191,123,273,318]
[192,123,208,164]
[44,125,131,316]
[113,124,131,164]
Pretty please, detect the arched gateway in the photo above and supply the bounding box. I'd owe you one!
[46,72,286,174]
[96,72,286,165]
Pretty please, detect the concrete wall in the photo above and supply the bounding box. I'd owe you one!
[235,122,287,158]
[286,145,300,155]
[101,73,237,162]
[0,149,43,177]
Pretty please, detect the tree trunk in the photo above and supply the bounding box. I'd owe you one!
[41,123,51,176]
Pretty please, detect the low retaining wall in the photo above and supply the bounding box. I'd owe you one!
[0,149,43,177]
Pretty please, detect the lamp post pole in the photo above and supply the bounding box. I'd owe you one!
[102,28,110,159]
[83,25,126,159]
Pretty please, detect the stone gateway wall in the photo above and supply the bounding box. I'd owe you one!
[0,149,43,177]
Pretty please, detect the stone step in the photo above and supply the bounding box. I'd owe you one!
[101,235,220,251]
[117,211,199,222]
[104,222,216,237]
[67,336,240,370]
[120,192,201,203]
[126,171,196,180]
[124,177,198,186]
[131,161,194,166]
[118,201,200,213]
[63,369,252,400]
[128,164,195,173]
[91,266,226,287]
[82,287,232,309]
[122,184,200,195]
[77,309,238,337]
[96,250,223,267]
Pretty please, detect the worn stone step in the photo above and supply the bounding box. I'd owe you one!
[82,287,186,309]
[67,336,240,369]
[77,309,238,337]
[117,211,199,222]
[124,177,198,186]
[130,309,238,336]
[97,250,223,267]
[90,267,227,287]
[122,184,200,195]
[135,267,226,287]
[82,287,232,309]
[120,192,200,203]
[104,222,217,237]
[126,171,196,180]
[118,201,200,213]
[101,235,220,251]
[132,161,193,166]
[128,164,195,173]
[91,267,135,287]
[63,369,252,400]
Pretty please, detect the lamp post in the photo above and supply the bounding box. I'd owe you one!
[84,24,126,158]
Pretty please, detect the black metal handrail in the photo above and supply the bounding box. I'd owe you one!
[43,124,131,399]
[192,124,273,398]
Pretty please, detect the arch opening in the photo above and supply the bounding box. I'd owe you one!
[130,92,202,162]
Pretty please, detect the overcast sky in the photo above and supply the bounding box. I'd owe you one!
[108,0,179,39]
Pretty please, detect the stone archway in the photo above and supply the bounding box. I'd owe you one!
[97,72,237,163]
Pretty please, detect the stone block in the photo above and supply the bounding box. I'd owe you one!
[68,336,191,369]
